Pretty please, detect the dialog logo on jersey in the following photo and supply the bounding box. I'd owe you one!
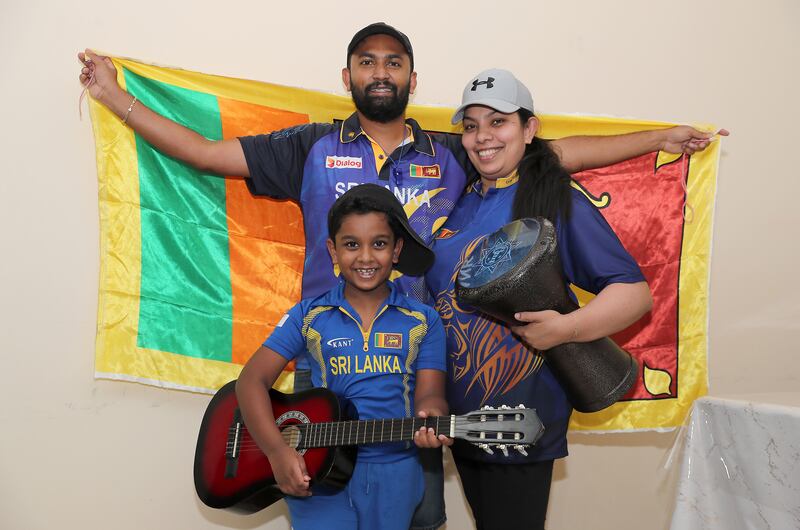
[326,156,363,169]
[409,163,441,178]
[374,333,403,349]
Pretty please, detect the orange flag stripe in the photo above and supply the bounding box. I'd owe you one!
[218,97,308,365]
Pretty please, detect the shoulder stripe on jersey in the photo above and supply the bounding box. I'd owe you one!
[396,307,428,416]
[302,305,335,388]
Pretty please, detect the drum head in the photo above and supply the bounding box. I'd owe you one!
[457,218,542,289]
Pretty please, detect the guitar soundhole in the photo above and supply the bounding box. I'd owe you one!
[275,410,311,455]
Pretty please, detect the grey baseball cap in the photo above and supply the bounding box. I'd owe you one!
[451,68,534,124]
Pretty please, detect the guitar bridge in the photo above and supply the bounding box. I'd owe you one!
[225,409,243,478]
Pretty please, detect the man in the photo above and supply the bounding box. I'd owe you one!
[78,23,719,302]
[79,22,722,529]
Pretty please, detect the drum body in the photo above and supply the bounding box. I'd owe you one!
[455,218,637,413]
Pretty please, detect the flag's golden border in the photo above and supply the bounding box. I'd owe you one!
[91,58,715,426]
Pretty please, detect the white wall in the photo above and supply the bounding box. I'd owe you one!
[2,1,798,528]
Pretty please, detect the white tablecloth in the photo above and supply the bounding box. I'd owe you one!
[670,394,800,529]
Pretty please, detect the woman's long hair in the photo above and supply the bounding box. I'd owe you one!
[511,109,573,223]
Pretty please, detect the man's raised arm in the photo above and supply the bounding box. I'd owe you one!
[552,126,729,174]
[79,50,249,177]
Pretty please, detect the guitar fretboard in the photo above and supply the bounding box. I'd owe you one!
[291,416,453,449]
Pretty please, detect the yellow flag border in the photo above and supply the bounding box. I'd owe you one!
[90,58,715,424]
[567,139,717,432]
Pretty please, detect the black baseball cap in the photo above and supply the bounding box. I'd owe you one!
[346,22,414,71]
[328,184,433,276]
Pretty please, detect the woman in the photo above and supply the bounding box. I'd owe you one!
[418,69,652,530]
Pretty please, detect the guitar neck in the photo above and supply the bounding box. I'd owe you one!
[294,416,453,449]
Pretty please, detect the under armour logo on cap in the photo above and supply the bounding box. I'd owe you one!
[451,68,534,125]
[471,77,495,91]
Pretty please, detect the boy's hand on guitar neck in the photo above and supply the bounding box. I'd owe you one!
[413,410,454,449]
[266,445,312,497]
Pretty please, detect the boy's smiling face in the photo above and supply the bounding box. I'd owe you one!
[327,211,403,295]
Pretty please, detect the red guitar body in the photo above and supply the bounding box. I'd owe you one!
[193,381,356,513]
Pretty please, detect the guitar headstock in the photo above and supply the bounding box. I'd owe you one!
[455,405,544,456]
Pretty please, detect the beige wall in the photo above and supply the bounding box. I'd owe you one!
[2,1,798,528]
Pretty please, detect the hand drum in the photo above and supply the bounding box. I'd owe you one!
[455,218,638,413]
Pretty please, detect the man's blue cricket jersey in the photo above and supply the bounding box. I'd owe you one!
[239,112,473,302]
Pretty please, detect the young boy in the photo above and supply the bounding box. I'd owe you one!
[235,184,448,530]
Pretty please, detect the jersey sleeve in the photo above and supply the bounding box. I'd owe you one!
[414,307,447,372]
[238,123,333,200]
[262,302,307,361]
[557,189,646,294]
[429,131,480,183]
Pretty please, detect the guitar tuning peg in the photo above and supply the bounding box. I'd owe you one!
[498,444,509,457]
[516,404,526,409]
[514,444,528,456]
[499,404,511,410]
[481,405,496,411]
[478,443,494,455]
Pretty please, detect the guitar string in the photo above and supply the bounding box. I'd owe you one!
[223,417,527,436]
[227,426,457,446]
[225,433,528,453]
[223,416,528,436]
[226,420,447,451]
[222,421,530,452]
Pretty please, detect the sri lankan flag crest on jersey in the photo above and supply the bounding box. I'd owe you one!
[409,163,441,178]
[375,333,403,349]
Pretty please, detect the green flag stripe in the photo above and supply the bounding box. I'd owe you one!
[124,68,232,361]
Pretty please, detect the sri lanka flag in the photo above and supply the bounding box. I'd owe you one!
[87,57,720,431]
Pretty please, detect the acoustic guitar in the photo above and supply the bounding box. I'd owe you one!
[194,380,544,513]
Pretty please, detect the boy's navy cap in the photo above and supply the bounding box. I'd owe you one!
[451,68,534,124]
[331,184,433,276]
[347,22,414,71]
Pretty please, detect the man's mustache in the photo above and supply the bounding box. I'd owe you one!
[365,82,398,94]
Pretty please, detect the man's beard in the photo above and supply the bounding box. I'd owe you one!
[350,80,410,123]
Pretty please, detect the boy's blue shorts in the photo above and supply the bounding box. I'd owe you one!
[286,454,425,530]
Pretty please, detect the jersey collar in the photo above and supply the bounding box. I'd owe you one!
[312,279,415,312]
[339,112,435,157]
[469,170,520,194]
[496,171,520,189]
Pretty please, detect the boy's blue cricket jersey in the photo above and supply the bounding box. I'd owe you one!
[239,112,474,302]
[264,281,446,462]
[426,175,645,463]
